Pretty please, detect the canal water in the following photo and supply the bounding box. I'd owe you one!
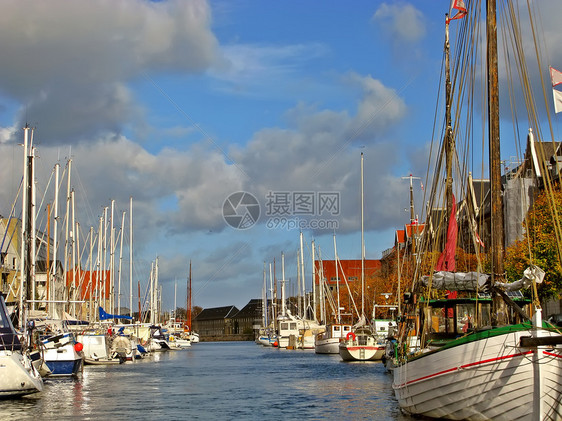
[1,342,415,420]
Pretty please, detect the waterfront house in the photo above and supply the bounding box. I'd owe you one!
[193,305,239,340]
[232,298,262,336]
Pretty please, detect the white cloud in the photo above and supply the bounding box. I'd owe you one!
[0,0,220,145]
[372,2,426,43]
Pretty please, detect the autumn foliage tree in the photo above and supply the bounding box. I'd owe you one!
[504,187,562,301]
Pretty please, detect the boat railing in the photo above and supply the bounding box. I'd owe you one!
[0,330,23,351]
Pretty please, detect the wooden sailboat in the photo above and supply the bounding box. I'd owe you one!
[392,2,562,419]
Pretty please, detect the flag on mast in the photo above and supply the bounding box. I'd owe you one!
[448,0,467,22]
[553,90,562,114]
[550,67,562,113]
[550,66,562,87]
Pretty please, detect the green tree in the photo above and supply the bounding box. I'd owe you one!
[505,188,562,300]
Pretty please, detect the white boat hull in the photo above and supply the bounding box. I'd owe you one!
[393,327,562,420]
[0,350,43,397]
[315,337,340,354]
[339,342,384,361]
[169,337,191,349]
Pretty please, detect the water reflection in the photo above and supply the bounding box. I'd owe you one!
[0,343,414,420]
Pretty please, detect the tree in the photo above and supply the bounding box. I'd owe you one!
[504,187,562,300]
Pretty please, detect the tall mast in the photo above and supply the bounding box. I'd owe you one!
[46,203,51,315]
[187,260,192,332]
[444,16,454,221]
[333,234,341,324]
[360,152,365,319]
[311,240,316,322]
[262,262,267,328]
[273,258,277,326]
[401,174,421,255]
[89,226,94,321]
[117,210,125,316]
[281,253,286,317]
[174,280,177,321]
[487,0,505,325]
[64,159,71,315]
[300,231,306,319]
[129,197,133,319]
[71,190,76,316]
[269,262,275,331]
[19,126,29,329]
[109,200,115,314]
[30,141,36,312]
[52,162,60,317]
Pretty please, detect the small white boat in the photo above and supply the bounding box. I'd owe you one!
[76,332,123,365]
[147,325,172,351]
[0,296,43,396]
[256,329,277,347]
[169,334,191,349]
[30,319,84,377]
[338,327,385,361]
[315,324,352,354]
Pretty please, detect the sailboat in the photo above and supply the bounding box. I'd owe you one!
[0,126,43,395]
[339,153,385,361]
[0,294,43,396]
[314,246,353,354]
[257,263,277,346]
[392,2,562,419]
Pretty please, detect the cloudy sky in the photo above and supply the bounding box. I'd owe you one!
[1,0,561,312]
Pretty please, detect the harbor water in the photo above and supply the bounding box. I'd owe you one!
[1,342,414,420]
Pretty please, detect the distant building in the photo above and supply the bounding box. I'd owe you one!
[232,298,262,335]
[193,305,239,338]
[314,259,381,290]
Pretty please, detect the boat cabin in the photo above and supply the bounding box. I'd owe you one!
[420,292,531,347]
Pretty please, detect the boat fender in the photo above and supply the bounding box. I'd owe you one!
[346,332,356,342]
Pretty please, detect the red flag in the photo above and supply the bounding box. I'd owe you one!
[448,0,467,22]
[550,66,562,87]
[475,231,484,248]
[435,195,457,272]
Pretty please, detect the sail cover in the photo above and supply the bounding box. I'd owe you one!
[98,306,133,320]
[421,265,543,292]
[421,271,489,291]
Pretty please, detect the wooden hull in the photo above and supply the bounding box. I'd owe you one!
[393,325,562,420]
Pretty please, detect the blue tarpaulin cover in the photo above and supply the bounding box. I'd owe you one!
[98,306,133,320]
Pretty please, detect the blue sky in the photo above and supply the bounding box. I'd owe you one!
[0,0,561,313]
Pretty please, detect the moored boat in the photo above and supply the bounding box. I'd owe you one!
[315,324,352,354]
[338,326,385,361]
[0,295,43,396]
[391,2,562,419]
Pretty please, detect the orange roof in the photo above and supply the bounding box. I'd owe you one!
[395,229,406,245]
[405,223,425,237]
